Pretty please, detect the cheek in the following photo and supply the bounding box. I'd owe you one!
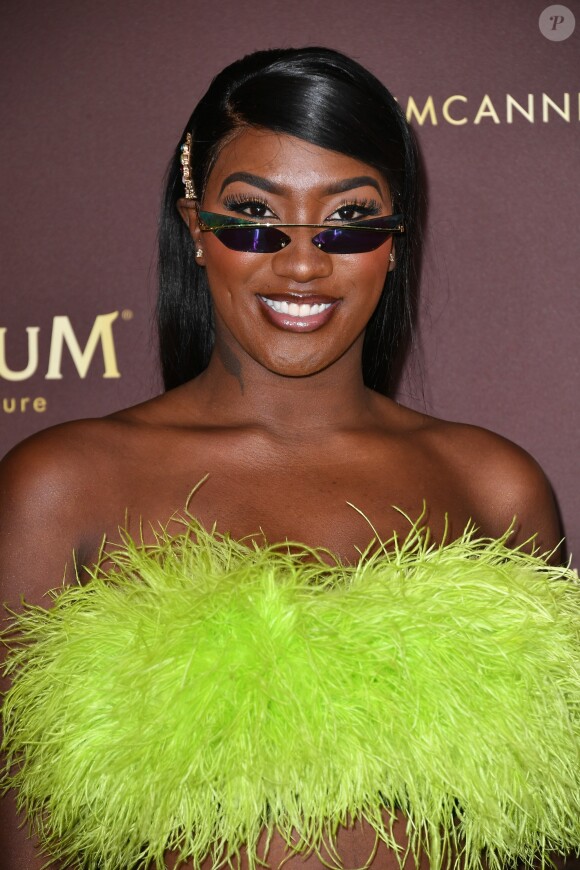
[202,240,260,304]
[344,249,391,302]
[364,244,392,283]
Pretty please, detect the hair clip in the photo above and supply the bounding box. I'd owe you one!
[180,133,197,200]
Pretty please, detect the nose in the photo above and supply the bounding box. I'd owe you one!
[270,228,333,282]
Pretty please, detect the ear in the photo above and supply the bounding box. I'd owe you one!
[176,197,197,229]
[176,199,205,265]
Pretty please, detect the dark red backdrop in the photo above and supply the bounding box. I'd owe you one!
[1,0,579,559]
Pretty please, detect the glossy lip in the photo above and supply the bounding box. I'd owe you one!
[257,293,340,333]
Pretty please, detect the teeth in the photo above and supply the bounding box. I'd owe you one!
[261,297,332,317]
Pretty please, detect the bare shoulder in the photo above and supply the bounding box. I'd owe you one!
[0,415,145,607]
[422,416,546,483]
[419,414,561,553]
[0,391,192,605]
[384,401,560,552]
[1,417,126,503]
[0,390,177,496]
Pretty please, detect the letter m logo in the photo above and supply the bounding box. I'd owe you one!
[46,312,121,379]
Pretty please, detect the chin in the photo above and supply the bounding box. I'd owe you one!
[260,354,341,380]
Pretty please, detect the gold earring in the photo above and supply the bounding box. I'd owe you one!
[180,133,197,200]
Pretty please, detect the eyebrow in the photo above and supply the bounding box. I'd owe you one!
[219,172,284,195]
[324,176,383,196]
[219,172,384,197]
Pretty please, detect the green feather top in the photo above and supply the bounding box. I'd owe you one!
[2,519,580,869]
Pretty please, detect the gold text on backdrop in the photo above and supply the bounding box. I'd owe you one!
[0,312,121,382]
[2,397,47,414]
[403,92,579,125]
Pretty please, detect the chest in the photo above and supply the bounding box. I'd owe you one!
[93,436,474,564]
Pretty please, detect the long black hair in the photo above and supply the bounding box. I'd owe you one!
[158,47,421,394]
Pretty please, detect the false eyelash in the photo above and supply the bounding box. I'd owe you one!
[334,197,382,216]
[222,193,272,211]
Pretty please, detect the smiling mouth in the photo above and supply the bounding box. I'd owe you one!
[257,294,339,333]
[259,297,333,317]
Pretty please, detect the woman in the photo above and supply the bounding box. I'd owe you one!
[1,48,578,870]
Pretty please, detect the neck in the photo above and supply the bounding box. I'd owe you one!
[189,338,380,439]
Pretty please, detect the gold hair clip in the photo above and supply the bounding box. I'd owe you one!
[180,133,197,200]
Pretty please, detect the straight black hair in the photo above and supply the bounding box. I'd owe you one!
[158,47,421,394]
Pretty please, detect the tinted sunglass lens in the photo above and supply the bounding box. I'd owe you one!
[313,228,391,254]
[215,227,291,254]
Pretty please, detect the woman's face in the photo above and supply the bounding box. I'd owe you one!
[181,128,395,380]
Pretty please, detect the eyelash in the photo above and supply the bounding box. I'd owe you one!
[222,194,273,218]
[333,198,382,220]
[221,194,383,220]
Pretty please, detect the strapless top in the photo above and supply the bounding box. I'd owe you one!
[2,517,580,869]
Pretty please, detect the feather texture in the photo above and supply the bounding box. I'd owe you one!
[2,519,580,869]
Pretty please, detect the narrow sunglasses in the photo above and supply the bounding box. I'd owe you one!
[197,210,405,254]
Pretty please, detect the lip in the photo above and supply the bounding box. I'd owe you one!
[257,294,340,333]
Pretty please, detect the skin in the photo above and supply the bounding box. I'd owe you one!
[0,128,562,869]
